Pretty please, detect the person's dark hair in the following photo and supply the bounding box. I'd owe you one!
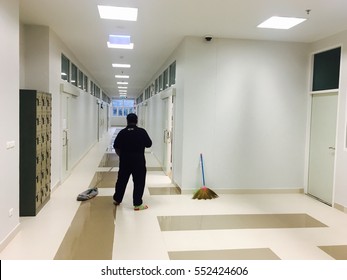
[126,113,138,124]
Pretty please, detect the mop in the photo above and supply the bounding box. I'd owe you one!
[192,153,218,200]
[76,166,113,201]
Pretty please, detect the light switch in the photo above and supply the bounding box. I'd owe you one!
[6,141,15,149]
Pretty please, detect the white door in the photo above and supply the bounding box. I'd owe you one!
[61,93,70,181]
[163,95,174,176]
[97,102,100,141]
[139,103,147,128]
[308,93,338,205]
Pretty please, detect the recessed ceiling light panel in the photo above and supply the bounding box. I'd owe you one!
[107,35,134,49]
[115,75,129,79]
[257,16,307,30]
[98,5,138,21]
[112,64,131,68]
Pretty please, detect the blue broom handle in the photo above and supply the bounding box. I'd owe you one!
[200,153,206,186]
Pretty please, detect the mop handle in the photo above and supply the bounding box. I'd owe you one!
[200,153,206,186]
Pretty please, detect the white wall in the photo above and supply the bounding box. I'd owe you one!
[49,28,109,184]
[0,0,20,247]
[179,37,309,191]
[23,25,50,92]
[310,31,347,209]
[21,26,108,188]
[141,37,309,192]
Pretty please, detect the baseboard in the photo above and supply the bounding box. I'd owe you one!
[334,203,347,213]
[181,188,304,195]
[51,180,61,193]
[0,223,21,253]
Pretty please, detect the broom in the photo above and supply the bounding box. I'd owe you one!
[192,153,218,199]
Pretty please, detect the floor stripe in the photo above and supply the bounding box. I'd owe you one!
[147,167,163,171]
[148,186,181,195]
[54,196,115,260]
[318,245,347,260]
[169,248,280,260]
[158,214,327,231]
[99,153,119,167]
[90,171,117,188]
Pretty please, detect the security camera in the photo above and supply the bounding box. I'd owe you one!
[205,36,212,42]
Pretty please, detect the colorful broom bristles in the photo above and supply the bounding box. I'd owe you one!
[192,153,218,200]
[193,186,218,200]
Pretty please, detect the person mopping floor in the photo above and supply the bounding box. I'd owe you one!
[113,113,152,211]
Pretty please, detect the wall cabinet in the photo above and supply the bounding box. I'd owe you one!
[20,90,52,216]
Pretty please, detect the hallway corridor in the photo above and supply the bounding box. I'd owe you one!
[1,127,347,260]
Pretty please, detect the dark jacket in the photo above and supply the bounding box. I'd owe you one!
[113,125,152,160]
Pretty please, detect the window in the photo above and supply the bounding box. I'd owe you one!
[159,73,164,91]
[90,81,95,95]
[163,68,169,90]
[312,47,341,91]
[83,75,88,92]
[71,63,78,86]
[155,78,159,94]
[78,70,84,89]
[61,54,70,81]
[169,61,176,86]
[112,98,135,117]
[136,94,143,104]
[95,86,101,98]
[145,87,150,100]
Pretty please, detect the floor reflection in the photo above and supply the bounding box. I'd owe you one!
[169,248,281,260]
[158,213,328,231]
[54,196,115,260]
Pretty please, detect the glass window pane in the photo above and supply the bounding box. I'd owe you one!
[169,61,176,86]
[112,99,123,107]
[91,81,95,95]
[163,68,169,89]
[159,74,163,91]
[78,70,83,89]
[312,47,341,91]
[61,54,70,81]
[71,63,77,86]
[123,99,134,107]
[155,78,159,94]
[83,75,88,92]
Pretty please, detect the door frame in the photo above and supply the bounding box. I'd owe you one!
[160,87,176,177]
[304,90,339,205]
[60,92,71,182]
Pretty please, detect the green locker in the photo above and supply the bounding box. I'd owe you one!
[20,89,52,216]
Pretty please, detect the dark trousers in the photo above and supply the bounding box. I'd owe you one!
[113,155,147,206]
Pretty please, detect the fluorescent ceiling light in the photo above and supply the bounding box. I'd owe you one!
[117,82,128,85]
[112,63,131,68]
[118,86,128,89]
[115,75,129,79]
[107,42,134,49]
[257,16,306,29]
[119,90,127,93]
[98,5,138,21]
[107,35,134,49]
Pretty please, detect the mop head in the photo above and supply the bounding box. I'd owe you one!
[192,186,218,200]
[77,187,98,201]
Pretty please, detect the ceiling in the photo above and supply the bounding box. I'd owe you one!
[19,0,347,99]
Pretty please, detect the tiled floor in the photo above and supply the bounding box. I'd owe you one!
[1,127,347,260]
